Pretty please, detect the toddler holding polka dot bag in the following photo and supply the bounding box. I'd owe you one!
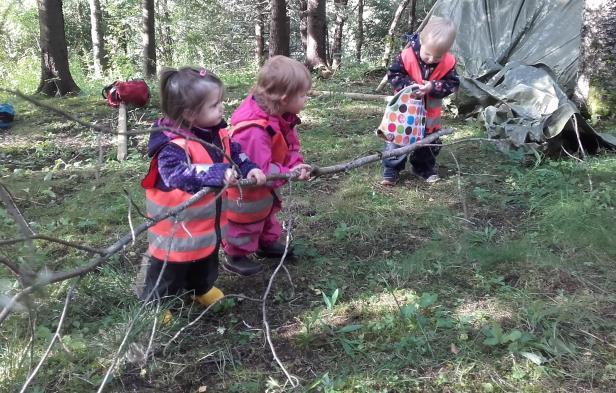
[378,16,460,185]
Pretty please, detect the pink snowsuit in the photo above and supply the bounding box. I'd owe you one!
[223,96,305,256]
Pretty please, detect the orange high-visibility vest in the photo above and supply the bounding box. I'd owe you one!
[401,48,456,134]
[145,131,231,262]
[226,119,289,224]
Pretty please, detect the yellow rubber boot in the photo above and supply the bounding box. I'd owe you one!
[192,286,224,306]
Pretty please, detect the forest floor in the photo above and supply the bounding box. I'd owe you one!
[1,67,616,392]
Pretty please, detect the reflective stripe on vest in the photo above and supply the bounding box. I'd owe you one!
[401,48,456,134]
[226,119,288,224]
[146,131,231,262]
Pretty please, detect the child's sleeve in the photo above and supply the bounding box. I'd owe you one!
[387,53,416,92]
[430,67,460,99]
[229,141,259,178]
[157,144,231,193]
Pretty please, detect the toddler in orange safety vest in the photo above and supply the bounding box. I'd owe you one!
[139,67,266,309]
[223,56,312,276]
[381,16,460,186]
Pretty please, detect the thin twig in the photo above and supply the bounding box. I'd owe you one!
[0,235,103,255]
[579,329,616,351]
[96,223,177,393]
[19,278,80,393]
[449,151,469,221]
[0,183,34,238]
[163,294,261,349]
[262,220,299,388]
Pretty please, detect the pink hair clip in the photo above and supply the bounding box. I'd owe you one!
[199,69,207,77]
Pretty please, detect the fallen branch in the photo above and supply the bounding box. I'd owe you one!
[309,89,391,102]
[262,220,299,388]
[310,128,453,177]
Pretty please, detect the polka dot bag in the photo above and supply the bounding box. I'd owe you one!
[376,85,425,145]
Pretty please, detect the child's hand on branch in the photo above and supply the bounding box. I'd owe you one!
[224,168,240,186]
[247,168,267,185]
[290,164,312,181]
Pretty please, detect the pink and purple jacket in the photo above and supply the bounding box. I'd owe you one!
[229,96,305,191]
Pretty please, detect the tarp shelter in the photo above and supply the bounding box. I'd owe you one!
[426,0,616,153]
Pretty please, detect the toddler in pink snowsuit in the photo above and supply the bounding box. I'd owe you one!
[223,56,312,276]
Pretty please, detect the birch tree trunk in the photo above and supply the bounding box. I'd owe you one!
[255,0,266,66]
[88,0,106,76]
[355,0,363,61]
[380,0,411,68]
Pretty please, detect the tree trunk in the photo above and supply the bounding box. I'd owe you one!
[406,0,417,34]
[36,0,80,96]
[269,0,290,57]
[299,0,308,56]
[577,0,616,118]
[255,0,266,66]
[380,0,411,68]
[355,0,363,61]
[331,0,348,69]
[142,0,156,77]
[88,0,106,76]
[157,0,173,66]
[306,0,328,70]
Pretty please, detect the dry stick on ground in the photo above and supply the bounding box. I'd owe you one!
[261,219,299,388]
[449,151,469,221]
[18,278,80,393]
[309,90,391,102]
[571,115,594,192]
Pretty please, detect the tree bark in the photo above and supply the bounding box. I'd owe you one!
[142,0,156,77]
[306,0,328,70]
[577,0,616,117]
[269,0,290,57]
[157,0,173,66]
[255,0,266,66]
[36,0,80,96]
[331,0,348,69]
[406,0,417,34]
[355,0,363,62]
[380,0,411,68]
[88,0,106,76]
[299,0,308,56]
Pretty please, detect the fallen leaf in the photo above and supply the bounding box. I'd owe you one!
[450,343,460,354]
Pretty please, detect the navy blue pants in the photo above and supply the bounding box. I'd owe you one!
[140,251,219,301]
[382,138,442,181]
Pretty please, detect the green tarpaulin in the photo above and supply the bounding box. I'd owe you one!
[427,0,616,153]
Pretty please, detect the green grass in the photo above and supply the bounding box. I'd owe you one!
[1,69,616,392]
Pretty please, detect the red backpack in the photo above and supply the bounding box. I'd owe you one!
[102,80,150,108]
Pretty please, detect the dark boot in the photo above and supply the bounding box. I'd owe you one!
[223,255,263,276]
[256,242,294,258]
